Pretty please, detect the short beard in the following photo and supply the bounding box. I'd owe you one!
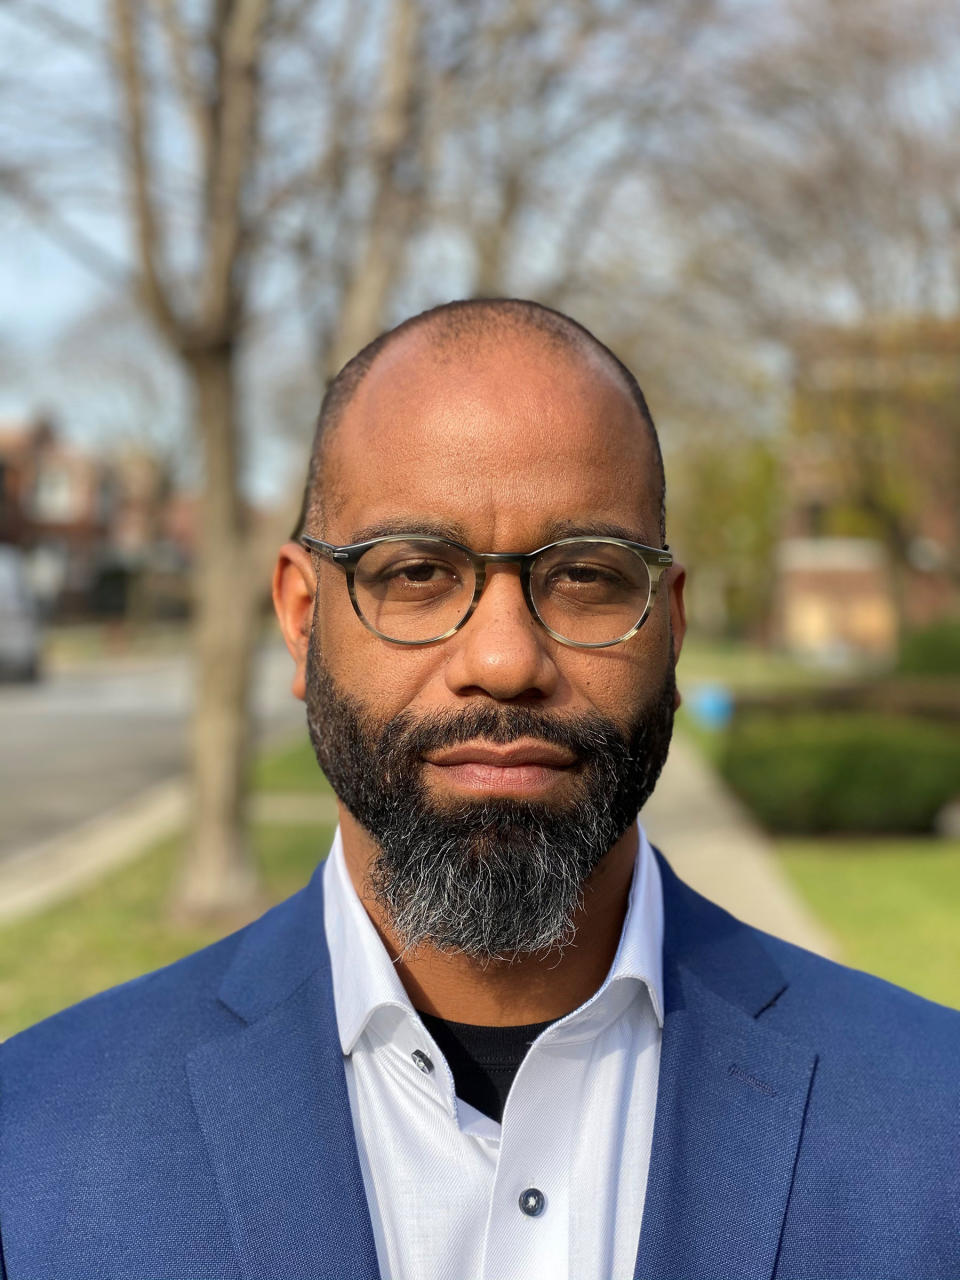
[305,642,676,963]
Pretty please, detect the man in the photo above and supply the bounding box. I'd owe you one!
[0,299,957,1279]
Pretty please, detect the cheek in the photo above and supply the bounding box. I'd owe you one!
[314,580,445,715]
[567,636,667,717]
[313,579,356,656]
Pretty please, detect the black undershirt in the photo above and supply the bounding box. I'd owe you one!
[418,1011,558,1124]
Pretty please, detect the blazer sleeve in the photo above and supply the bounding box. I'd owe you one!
[1,1049,6,1280]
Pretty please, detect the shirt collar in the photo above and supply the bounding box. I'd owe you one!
[323,826,412,1055]
[322,820,664,1058]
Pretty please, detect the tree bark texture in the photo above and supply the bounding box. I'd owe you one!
[175,347,262,920]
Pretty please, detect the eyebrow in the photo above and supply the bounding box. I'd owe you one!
[346,518,471,544]
[345,517,657,549]
[543,518,652,545]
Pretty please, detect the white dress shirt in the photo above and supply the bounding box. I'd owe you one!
[322,822,664,1280]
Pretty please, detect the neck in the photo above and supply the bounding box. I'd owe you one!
[337,807,638,1026]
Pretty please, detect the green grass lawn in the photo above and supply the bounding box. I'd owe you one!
[43,620,192,669]
[777,837,960,1010]
[678,634,843,692]
[0,732,330,1040]
[44,618,283,671]
[0,821,335,1040]
[251,733,333,793]
[4,713,958,1037]
[679,638,960,1009]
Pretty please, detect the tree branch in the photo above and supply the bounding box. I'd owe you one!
[330,0,423,369]
[266,0,318,40]
[243,8,364,252]
[3,0,107,57]
[0,166,131,287]
[198,0,272,342]
[151,0,214,173]
[111,0,181,341]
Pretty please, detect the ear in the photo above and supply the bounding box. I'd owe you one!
[272,541,317,702]
[667,563,687,709]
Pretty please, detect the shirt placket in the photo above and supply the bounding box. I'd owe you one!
[478,1032,581,1280]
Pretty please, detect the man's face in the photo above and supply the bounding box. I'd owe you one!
[280,325,686,958]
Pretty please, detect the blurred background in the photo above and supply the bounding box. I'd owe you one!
[0,0,957,1035]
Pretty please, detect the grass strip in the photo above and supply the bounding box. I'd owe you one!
[777,837,960,1010]
[0,821,335,1040]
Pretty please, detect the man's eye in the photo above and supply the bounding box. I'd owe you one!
[383,560,456,583]
[366,560,466,601]
[549,563,621,587]
[569,566,607,583]
[540,561,640,608]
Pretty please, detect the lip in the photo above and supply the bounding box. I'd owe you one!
[424,739,577,769]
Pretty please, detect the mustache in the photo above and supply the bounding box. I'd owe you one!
[376,703,631,764]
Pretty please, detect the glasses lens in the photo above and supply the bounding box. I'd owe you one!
[353,539,476,642]
[531,540,651,645]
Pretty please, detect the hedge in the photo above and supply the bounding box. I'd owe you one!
[898,618,960,677]
[718,712,960,835]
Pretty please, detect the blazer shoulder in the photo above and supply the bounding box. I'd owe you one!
[656,849,960,1077]
[0,874,327,1100]
[762,925,960,1018]
[757,926,960,1074]
[1,924,245,1080]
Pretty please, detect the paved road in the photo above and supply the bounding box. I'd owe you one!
[0,644,305,862]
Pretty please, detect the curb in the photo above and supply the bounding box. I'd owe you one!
[0,786,340,927]
[0,779,187,925]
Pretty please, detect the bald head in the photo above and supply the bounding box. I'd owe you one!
[294,298,666,545]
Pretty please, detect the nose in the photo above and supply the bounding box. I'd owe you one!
[442,567,560,702]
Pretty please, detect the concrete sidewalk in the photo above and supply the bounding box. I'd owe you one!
[643,733,835,957]
[0,732,834,958]
[0,781,340,926]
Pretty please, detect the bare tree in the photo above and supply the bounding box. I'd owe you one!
[0,0,722,917]
[638,0,960,335]
[566,0,960,632]
[9,0,952,913]
[1,0,310,917]
[52,300,191,483]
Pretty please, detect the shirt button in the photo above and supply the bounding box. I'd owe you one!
[411,1049,434,1074]
[519,1188,545,1217]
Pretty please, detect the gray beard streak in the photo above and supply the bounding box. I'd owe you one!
[305,641,676,963]
[366,787,622,965]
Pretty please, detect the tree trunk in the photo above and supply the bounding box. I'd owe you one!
[172,345,262,922]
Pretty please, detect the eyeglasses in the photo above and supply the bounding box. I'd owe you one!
[300,532,672,649]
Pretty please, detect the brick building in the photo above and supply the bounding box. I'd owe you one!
[776,319,959,663]
[0,417,187,617]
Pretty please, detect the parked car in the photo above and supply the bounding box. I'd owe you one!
[0,546,42,681]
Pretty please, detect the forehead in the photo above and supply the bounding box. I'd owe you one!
[324,326,661,545]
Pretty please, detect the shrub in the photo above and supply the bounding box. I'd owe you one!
[898,618,960,677]
[718,712,960,835]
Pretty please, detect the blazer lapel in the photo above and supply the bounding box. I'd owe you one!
[187,869,381,1280]
[634,854,818,1280]
[183,847,815,1280]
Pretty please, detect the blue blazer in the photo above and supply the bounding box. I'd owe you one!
[1,851,958,1279]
